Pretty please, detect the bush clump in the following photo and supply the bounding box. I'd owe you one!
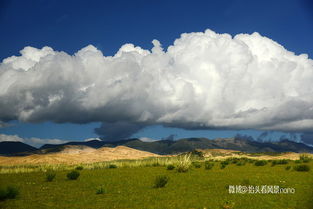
[236,161,245,166]
[294,164,310,172]
[300,154,312,163]
[272,159,289,166]
[228,158,240,164]
[254,160,267,166]
[45,170,56,182]
[0,188,7,201]
[204,161,214,170]
[278,159,289,164]
[285,166,291,170]
[177,165,189,173]
[220,161,229,169]
[75,166,84,170]
[152,162,160,167]
[248,159,256,164]
[166,164,175,170]
[192,162,201,168]
[153,175,169,188]
[96,186,105,194]
[190,150,204,159]
[6,186,19,199]
[67,170,80,180]
[108,164,117,169]
[0,186,19,201]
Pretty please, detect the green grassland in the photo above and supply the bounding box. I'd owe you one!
[0,158,312,209]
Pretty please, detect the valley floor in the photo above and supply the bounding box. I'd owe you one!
[0,160,312,209]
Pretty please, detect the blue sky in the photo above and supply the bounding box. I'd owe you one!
[0,0,312,144]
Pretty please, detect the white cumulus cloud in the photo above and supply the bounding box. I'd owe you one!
[1,29,313,139]
[84,137,101,142]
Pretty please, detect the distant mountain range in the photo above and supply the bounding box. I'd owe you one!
[1,137,313,156]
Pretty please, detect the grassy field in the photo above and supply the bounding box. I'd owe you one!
[0,157,312,209]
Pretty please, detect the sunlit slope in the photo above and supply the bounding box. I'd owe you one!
[0,145,159,165]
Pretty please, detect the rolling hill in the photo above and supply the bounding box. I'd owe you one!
[0,145,160,165]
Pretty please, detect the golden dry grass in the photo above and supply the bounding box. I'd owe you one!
[200,148,313,160]
[1,146,312,168]
[0,145,160,166]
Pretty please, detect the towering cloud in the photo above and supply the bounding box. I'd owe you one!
[0,29,313,139]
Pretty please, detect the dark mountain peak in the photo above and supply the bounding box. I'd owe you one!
[214,137,250,143]
[103,138,140,144]
[41,143,66,150]
[181,138,208,142]
[155,139,177,144]
[0,141,37,155]
[41,140,105,149]
[214,137,234,142]
[277,139,298,144]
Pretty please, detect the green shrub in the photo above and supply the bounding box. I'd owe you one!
[285,166,291,170]
[166,164,175,170]
[0,186,19,201]
[6,186,19,199]
[177,165,189,173]
[67,170,80,180]
[75,166,84,170]
[204,161,214,170]
[294,160,303,164]
[192,162,201,168]
[152,162,160,167]
[45,171,56,182]
[221,161,229,166]
[248,159,255,163]
[223,160,231,165]
[272,159,289,166]
[236,161,246,166]
[108,164,117,169]
[278,159,289,164]
[228,158,240,164]
[220,161,229,169]
[0,188,7,201]
[300,154,312,163]
[190,150,204,159]
[96,186,105,194]
[271,161,277,166]
[294,164,310,172]
[153,175,169,188]
[240,157,249,162]
[254,160,267,166]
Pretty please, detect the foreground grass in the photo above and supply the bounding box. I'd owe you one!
[0,161,312,209]
[0,157,183,174]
